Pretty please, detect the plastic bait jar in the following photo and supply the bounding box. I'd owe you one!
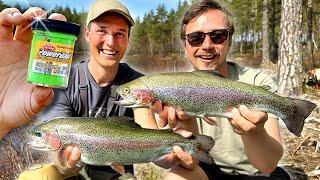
[27,19,80,88]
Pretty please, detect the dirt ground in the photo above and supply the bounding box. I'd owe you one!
[279,92,320,180]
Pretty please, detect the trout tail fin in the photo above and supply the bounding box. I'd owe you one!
[282,98,316,136]
[193,135,214,164]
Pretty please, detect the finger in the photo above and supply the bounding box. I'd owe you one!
[156,153,179,168]
[66,147,81,168]
[29,86,54,117]
[230,108,255,133]
[154,100,163,114]
[53,148,68,167]
[168,106,178,128]
[173,146,198,169]
[238,105,268,124]
[177,110,188,120]
[166,153,179,163]
[233,127,244,135]
[23,7,47,20]
[61,146,73,161]
[0,8,24,40]
[228,117,243,134]
[174,128,193,138]
[158,106,168,128]
[14,7,47,43]
[48,13,67,21]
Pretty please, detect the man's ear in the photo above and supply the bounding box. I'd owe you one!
[229,36,233,47]
[84,27,90,42]
[182,40,187,48]
[183,41,188,55]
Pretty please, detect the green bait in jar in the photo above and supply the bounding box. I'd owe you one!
[27,19,80,88]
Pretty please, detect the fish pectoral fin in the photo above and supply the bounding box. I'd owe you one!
[202,112,233,126]
[111,163,125,175]
[185,113,220,126]
[203,116,219,126]
[153,154,176,169]
[185,111,201,118]
[259,85,272,91]
[207,112,232,119]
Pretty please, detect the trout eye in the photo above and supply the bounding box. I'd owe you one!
[34,131,42,137]
[123,88,130,94]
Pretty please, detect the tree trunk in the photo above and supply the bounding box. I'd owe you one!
[253,0,258,57]
[240,34,244,55]
[270,0,278,63]
[307,0,315,68]
[278,0,303,96]
[262,0,270,65]
[148,34,154,55]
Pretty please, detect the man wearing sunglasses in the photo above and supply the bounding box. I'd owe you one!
[160,0,291,179]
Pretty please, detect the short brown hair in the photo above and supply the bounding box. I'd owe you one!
[180,0,234,40]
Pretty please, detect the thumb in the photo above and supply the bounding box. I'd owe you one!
[66,147,81,168]
[30,86,53,115]
[173,146,198,169]
[174,128,193,138]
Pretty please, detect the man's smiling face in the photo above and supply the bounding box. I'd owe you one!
[85,12,129,69]
[184,9,231,72]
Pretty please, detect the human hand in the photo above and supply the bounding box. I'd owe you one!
[154,101,217,129]
[157,145,199,170]
[172,146,199,169]
[229,105,268,135]
[153,101,200,169]
[154,100,189,128]
[52,146,82,177]
[0,7,67,138]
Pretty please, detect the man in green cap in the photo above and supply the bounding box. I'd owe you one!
[35,0,159,179]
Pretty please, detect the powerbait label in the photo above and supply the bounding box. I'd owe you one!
[32,60,70,77]
[32,41,74,77]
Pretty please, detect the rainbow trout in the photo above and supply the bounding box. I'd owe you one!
[29,116,214,168]
[116,71,317,136]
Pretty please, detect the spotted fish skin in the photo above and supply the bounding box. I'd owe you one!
[116,71,317,136]
[29,116,214,167]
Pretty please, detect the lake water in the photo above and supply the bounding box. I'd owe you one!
[73,53,194,75]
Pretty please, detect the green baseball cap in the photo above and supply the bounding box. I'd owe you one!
[86,0,134,26]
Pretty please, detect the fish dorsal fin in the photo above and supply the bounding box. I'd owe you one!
[260,85,271,91]
[192,70,225,78]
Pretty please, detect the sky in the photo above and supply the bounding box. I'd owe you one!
[2,0,180,19]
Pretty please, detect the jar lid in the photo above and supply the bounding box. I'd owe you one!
[32,19,81,37]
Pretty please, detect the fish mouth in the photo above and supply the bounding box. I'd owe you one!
[28,137,56,151]
[114,99,150,108]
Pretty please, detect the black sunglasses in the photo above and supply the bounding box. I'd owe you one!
[185,29,231,47]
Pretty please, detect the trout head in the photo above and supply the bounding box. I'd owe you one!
[116,79,153,108]
[29,123,61,151]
